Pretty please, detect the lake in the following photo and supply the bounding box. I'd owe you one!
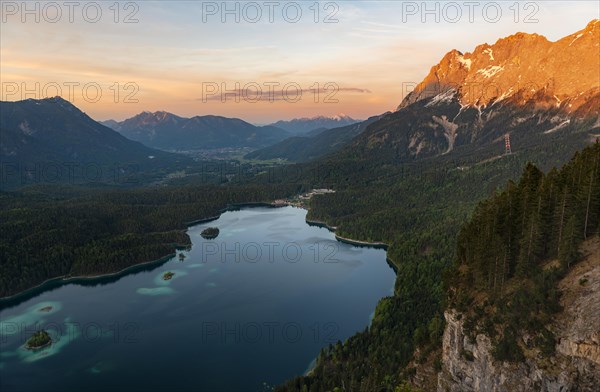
[0,206,395,391]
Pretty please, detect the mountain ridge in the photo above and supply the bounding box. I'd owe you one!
[331,20,600,164]
[268,114,360,135]
[245,113,387,162]
[399,19,600,111]
[103,111,289,151]
[0,97,189,188]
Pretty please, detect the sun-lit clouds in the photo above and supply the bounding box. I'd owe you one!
[1,1,598,123]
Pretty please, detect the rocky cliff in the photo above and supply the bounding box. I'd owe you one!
[437,238,600,392]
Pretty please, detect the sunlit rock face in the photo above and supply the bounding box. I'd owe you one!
[344,20,600,163]
[400,20,600,113]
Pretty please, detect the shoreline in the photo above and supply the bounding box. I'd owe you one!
[184,201,294,226]
[334,234,388,249]
[306,218,389,249]
[25,340,53,351]
[185,202,285,226]
[0,252,177,303]
[1,201,394,303]
[305,218,338,230]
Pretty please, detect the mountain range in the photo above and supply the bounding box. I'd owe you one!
[267,114,360,135]
[2,21,598,188]
[102,112,289,151]
[401,19,600,111]
[249,21,599,164]
[245,114,387,162]
[0,97,188,188]
[335,19,599,164]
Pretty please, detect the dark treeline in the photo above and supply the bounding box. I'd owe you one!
[0,184,301,297]
[445,142,599,361]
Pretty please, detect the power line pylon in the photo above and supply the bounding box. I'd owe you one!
[504,133,512,155]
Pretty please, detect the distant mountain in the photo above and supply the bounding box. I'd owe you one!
[245,114,386,162]
[103,112,289,150]
[268,114,360,135]
[0,97,188,188]
[337,20,600,163]
[305,127,329,137]
[99,119,119,129]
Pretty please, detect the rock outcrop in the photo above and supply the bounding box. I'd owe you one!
[437,238,600,392]
[553,239,600,367]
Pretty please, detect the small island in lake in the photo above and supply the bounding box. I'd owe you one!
[163,271,175,280]
[38,306,53,312]
[178,253,186,261]
[201,227,220,239]
[26,330,52,350]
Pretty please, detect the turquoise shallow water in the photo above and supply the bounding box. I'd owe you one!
[0,206,395,392]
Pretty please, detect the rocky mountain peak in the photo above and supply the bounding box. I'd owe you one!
[124,110,184,128]
[399,20,600,112]
[585,18,599,31]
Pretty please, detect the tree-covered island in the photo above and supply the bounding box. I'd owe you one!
[25,330,52,350]
[200,227,220,239]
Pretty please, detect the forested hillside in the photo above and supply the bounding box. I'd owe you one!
[446,142,599,361]
[0,98,190,189]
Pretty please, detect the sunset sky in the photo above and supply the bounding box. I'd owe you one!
[1,1,598,123]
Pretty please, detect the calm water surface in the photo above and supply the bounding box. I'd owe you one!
[0,206,395,391]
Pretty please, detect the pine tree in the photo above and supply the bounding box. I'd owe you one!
[583,151,599,239]
[559,216,578,268]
